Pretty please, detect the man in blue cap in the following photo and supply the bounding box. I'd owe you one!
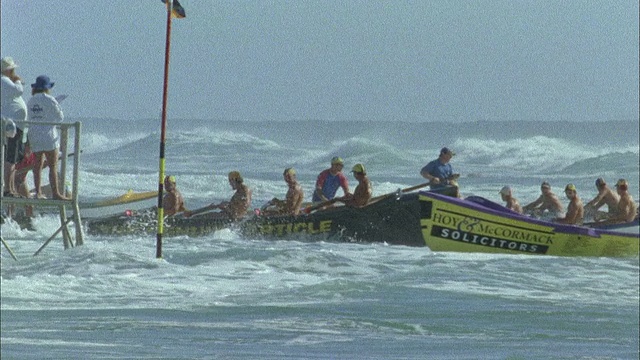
[420,147,460,192]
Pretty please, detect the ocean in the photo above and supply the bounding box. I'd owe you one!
[2,119,639,359]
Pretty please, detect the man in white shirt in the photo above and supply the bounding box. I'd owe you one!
[1,57,28,197]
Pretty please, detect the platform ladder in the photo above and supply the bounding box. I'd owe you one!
[1,121,83,260]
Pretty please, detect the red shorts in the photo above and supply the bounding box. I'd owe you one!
[14,152,35,185]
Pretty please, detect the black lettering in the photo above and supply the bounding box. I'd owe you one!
[430,225,548,254]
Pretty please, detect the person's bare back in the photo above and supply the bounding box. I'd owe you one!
[227,184,251,219]
[555,184,583,224]
[284,183,304,215]
[616,193,638,223]
[349,177,372,207]
[342,164,372,208]
[507,197,523,214]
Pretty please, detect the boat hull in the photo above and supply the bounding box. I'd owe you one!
[83,188,639,257]
[86,193,427,246]
[418,192,639,257]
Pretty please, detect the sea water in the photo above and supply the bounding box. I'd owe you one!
[2,119,639,359]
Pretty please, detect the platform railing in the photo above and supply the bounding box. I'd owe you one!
[1,120,83,259]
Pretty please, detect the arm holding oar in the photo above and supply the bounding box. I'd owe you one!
[261,168,306,216]
[183,202,223,218]
[184,171,253,220]
[420,147,458,196]
[162,176,186,216]
[304,197,341,214]
[310,163,372,211]
[338,163,372,208]
[306,181,432,214]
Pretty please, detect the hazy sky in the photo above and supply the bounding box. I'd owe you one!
[2,0,638,122]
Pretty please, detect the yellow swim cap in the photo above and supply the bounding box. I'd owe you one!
[331,157,344,165]
[228,171,242,182]
[615,179,628,188]
[351,163,366,174]
[165,175,176,183]
[565,183,576,192]
[283,168,296,177]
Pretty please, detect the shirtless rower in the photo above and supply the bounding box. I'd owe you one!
[522,181,564,219]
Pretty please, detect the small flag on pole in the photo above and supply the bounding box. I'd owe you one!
[161,0,186,18]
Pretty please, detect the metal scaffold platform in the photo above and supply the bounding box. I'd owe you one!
[1,121,83,260]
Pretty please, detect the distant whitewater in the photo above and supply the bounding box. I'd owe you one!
[75,118,639,208]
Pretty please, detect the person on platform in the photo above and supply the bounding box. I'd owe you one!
[522,181,564,219]
[554,184,584,225]
[312,156,350,203]
[162,175,186,216]
[4,143,35,217]
[584,178,619,221]
[340,163,372,208]
[420,147,460,196]
[263,168,304,216]
[13,143,35,198]
[499,186,523,214]
[27,75,69,200]
[1,57,28,197]
[184,171,252,220]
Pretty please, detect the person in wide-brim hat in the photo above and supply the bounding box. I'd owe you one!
[1,56,19,72]
[27,74,70,200]
[31,75,55,90]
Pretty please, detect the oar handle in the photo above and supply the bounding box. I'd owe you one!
[370,182,432,202]
[184,203,221,217]
[304,197,340,214]
[400,181,432,193]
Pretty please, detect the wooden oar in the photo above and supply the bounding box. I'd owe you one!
[261,198,285,211]
[370,181,432,202]
[584,214,639,228]
[305,182,433,214]
[304,197,341,214]
[182,203,222,218]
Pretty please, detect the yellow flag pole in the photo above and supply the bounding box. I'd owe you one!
[156,0,174,259]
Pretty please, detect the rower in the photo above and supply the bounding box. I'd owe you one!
[184,171,252,220]
[162,175,186,216]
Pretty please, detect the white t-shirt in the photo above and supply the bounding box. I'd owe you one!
[27,92,64,152]
[1,75,28,126]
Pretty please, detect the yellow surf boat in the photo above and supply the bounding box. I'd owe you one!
[419,192,639,257]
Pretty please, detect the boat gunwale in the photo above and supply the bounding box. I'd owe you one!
[420,191,639,239]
